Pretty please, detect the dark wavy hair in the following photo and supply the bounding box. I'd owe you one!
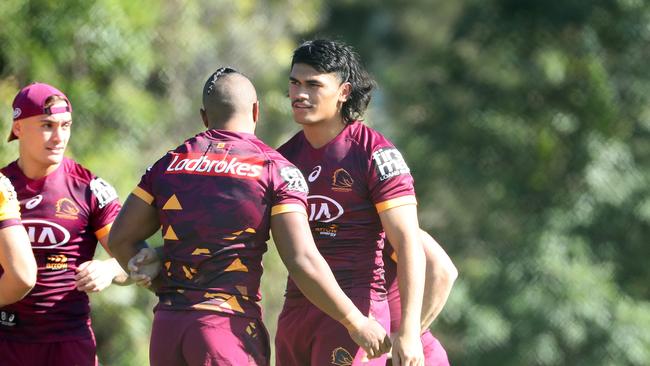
[291,39,376,124]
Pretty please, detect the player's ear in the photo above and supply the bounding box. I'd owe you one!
[252,101,259,123]
[200,108,208,128]
[338,82,352,102]
[12,120,22,139]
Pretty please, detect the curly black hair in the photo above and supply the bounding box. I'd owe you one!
[291,39,376,124]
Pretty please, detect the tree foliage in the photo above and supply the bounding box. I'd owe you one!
[1,0,649,365]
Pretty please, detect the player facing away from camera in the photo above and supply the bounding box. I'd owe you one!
[275,39,435,366]
[0,82,128,366]
[0,173,36,307]
[108,68,390,366]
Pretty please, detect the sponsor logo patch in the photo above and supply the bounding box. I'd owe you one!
[90,178,118,208]
[22,219,71,249]
[13,108,22,119]
[165,153,264,179]
[308,165,322,182]
[280,166,309,193]
[330,347,353,366]
[55,197,80,219]
[331,168,353,192]
[307,195,344,222]
[372,147,410,181]
[25,194,43,210]
[0,311,17,327]
[314,222,338,237]
[46,254,69,270]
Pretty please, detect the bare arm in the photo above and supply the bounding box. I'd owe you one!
[73,231,134,292]
[107,194,160,272]
[419,229,457,331]
[271,211,390,358]
[0,225,36,306]
[99,235,129,285]
[380,203,425,365]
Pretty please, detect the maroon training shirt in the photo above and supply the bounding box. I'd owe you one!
[0,158,121,342]
[133,129,308,319]
[278,121,416,301]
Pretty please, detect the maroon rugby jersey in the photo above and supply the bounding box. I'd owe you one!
[132,129,308,319]
[0,158,121,342]
[278,121,416,300]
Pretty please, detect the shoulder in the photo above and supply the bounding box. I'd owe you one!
[277,130,304,158]
[62,158,98,185]
[347,122,394,152]
[248,137,291,166]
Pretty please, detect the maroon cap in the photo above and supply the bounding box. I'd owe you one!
[8,82,72,142]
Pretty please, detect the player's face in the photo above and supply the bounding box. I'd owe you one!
[14,102,72,168]
[289,63,350,126]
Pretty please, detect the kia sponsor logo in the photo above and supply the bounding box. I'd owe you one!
[165,153,263,179]
[22,219,71,249]
[307,195,344,222]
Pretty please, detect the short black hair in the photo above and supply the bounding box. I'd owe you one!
[291,39,375,124]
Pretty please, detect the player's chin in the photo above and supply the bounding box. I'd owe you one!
[43,154,64,164]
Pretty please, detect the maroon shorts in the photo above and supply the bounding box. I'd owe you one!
[0,336,97,366]
[386,331,450,366]
[149,309,270,366]
[275,296,390,366]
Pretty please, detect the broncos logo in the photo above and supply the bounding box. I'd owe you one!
[332,168,354,192]
[55,198,80,219]
[331,347,353,366]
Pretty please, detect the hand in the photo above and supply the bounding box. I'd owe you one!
[75,259,117,293]
[391,333,424,366]
[343,312,391,359]
[127,247,161,288]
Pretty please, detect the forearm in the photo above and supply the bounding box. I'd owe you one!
[109,240,149,273]
[421,261,457,330]
[0,226,36,306]
[286,249,363,326]
[380,204,425,337]
[107,257,131,285]
[396,242,425,336]
[420,231,458,331]
[272,212,366,329]
[0,273,33,306]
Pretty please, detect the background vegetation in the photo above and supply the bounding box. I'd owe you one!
[1,1,648,365]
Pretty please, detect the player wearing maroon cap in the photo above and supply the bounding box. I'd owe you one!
[275,39,456,366]
[108,68,390,366]
[0,82,128,366]
[0,173,36,307]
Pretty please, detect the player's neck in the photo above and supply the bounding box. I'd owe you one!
[302,116,347,149]
[17,158,60,180]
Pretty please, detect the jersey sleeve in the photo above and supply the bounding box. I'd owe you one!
[89,176,122,239]
[269,159,309,217]
[367,143,417,213]
[0,173,21,229]
[132,155,169,207]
